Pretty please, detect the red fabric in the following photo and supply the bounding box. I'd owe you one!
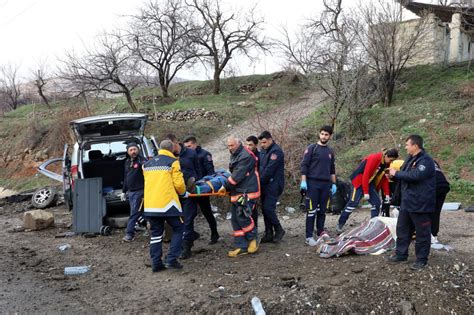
[351,152,388,195]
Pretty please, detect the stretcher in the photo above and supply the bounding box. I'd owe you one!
[188,190,229,197]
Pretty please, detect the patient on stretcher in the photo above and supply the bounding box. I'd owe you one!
[190,168,231,195]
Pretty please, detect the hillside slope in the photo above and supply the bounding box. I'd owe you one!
[0,65,472,205]
[302,63,473,205]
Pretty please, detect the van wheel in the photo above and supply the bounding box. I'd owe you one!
[31,187,58,209]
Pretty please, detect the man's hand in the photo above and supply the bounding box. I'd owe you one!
[300,181,307,191]
[388,168,397,177]
[180,192,190,199]
[119,192,126,202]
[384,195,391,204]
[363,194,370,201]
[331,184,337,196]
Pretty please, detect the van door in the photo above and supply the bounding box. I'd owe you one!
[70,114,148,143]
[62,144,73,211]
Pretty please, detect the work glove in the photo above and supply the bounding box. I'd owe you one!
[119,192,126,202]
[363,194,370,201]
[384,195,391,204]
[180,192,190,199]
[237,194,248,206]
[300,181,307,191]
[331,184,337,195]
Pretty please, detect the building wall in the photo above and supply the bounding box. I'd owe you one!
[395,13,473,66]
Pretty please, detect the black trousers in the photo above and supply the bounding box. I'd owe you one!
[431,186,450,237]
[196,196,218,235]
[396,210,432,264]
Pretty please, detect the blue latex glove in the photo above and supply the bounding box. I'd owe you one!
[331,184,337,195]
[300,181,307,191]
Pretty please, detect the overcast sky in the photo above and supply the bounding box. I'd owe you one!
[0,0,421,81]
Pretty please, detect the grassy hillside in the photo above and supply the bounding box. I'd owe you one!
[302,63,473,205]
[0,71,309,191]
[0,64,472,206]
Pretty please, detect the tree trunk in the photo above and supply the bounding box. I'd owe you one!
[384,80,395,107]
[37,87,51,109]
[124,91,138,112]
[159,74,169,98]
[82,93,91,115]
[213,67,221,95]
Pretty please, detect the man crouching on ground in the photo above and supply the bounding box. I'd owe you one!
[223,136,260,257]
[143,139,187,272]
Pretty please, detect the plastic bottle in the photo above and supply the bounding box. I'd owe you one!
[58,244,71,252]
[251,297,266,315]
[64,266,90,275]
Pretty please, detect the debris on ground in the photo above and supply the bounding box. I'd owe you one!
[23,209,54,230]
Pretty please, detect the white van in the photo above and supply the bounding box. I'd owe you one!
[37,114,158,220]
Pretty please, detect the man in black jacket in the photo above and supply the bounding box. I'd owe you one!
[258,131,286,243]
[121,142,147,242]
[224,136,260,257]
[387,135,436,270]
[183,136,220,244]
[165,134,199,259]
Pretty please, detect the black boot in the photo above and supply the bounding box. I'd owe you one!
[260,229,274,243]
[273,224,286,243]
[180,240,192,259]
[209,231,220,245]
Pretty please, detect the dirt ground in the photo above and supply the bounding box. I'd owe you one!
[0,198,473,314]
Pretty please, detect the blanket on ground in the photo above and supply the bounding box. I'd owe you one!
[318,218,396,258]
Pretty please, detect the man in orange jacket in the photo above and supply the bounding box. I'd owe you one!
[336,149,399,233]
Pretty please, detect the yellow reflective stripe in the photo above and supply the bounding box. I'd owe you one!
[351,187,357,201]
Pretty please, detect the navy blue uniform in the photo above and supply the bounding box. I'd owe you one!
[122,155,147,238]
[194,146,219,241]
[394,150,435,264]
[178,145,199,243]
[259,142,285,234]
[432,161,450,237]
[301,144,335,237]
[224,144,260,249]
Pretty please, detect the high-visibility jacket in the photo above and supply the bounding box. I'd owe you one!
[350,152,390,196]
[143,149,186,217]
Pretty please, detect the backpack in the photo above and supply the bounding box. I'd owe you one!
[328,179,352,213]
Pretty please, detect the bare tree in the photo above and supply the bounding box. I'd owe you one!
[187,0,267,94]
[275,26,323,75]
[0,64,22,110]
[30,61,51,109]
[128,0,198,98]
[355,0,430,107]
[60,33,141,112]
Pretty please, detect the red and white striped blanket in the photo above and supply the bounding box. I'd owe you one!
[318,218,396,258]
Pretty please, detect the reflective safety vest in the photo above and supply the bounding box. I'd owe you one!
[143,149,186,217]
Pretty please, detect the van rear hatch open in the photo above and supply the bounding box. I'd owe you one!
[70,114,148,143]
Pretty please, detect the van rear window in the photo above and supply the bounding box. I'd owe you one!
[82,141,141,162]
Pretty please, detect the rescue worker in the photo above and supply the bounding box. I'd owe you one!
[183,135,220,244]
[165,134,199,259]
[258,131,286,243]
[245,135,261,231]
[223,136,260,257]
[431,161,450,245]
[143,139,187,272]
[387,135,436,271]
[121,142,147,242]
[246,135,260,167]
[336,148,399,233]
[300,125,337,246]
